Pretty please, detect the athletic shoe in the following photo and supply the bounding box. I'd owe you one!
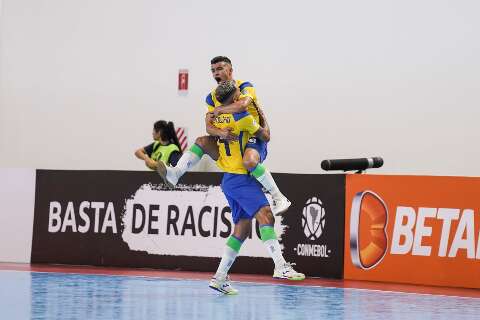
[272,196,291,216]
[209,275,238,295]
[156,161,179,188]
[273,262,305,280]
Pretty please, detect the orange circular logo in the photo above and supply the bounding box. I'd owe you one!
[350,191,388,269]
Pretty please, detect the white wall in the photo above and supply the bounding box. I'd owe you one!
[1,0,479,176]
[0,169,35,263]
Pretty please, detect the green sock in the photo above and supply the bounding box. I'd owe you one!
[260,225,286,268]
[189,144,204,158]
[215,236,243,277]
[250,163,266,178]
[260,225,277,242]
[226,235,243,253]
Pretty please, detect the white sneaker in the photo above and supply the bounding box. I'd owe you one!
[156,161,179,188]
[272,196,291,216]
[273,262,305,281]
[209,275,238,295]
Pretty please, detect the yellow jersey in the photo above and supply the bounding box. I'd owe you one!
[206,80,260,123]
[213,112,260,174]
[205,80,261,174]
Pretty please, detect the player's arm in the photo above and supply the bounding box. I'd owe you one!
[237,113,270,142]
[205,112,238,141]
[214,84,256,116]
[134,144,158,170]
[214,96,251,116]
[204,92,237,140]
[253,121,270,142]
[254,107,270,142]
[135,144,154,162]
[144,159,158,170]
[134,147,148,160]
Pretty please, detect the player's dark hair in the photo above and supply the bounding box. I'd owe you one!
[153,120,182,152]
[210,56,232,65]
[215,80,237,103]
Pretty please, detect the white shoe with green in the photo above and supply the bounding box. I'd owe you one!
[272,195,291,216]
[273,262,305,280]
[209,275,239,295]
[156,161,179,188]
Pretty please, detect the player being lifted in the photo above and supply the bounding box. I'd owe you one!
[157,56,291,215]
[207,80,305,295]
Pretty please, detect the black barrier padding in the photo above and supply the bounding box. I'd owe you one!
[271,173,345,279]
[32,170,345,278]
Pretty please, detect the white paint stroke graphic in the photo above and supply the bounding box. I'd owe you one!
[122,184,285,258]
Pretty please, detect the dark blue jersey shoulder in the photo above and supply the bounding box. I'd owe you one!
[205,93,214,107]
[239,82,253,91]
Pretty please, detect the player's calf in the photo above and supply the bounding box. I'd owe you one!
[255,207,305,281]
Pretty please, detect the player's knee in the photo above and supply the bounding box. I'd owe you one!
[232,230,248,241]
[255,206,274,225]
[232,219,251,240]
[243,157,258,171]
[195,136,209,148]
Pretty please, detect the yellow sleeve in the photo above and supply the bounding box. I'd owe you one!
[238,85,256,101]
[205,92,215,112]
[235,113,260,135]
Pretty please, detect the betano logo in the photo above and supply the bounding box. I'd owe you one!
[350,190,480,270]
[350,191,388,270]
[390,206,480,259]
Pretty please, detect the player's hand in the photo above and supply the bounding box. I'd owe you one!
[206,112,215,121]
[145,158,157,170]
[213,106,224,117]
[219,127,238,141]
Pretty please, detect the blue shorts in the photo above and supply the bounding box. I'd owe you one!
[221,173,269,224]
[245,137,268,163]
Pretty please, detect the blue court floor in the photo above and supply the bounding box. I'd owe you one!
[0,270,479,320]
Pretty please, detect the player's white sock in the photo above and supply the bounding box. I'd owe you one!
[251,164,284,200]
[214,236,243,278]
[260,225,286,269]
[174,144,203,176]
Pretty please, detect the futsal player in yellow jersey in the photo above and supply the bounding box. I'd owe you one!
[208,111,261,174]
[205,81,264,174]
[157,56,291,215]
[205,80,305,295]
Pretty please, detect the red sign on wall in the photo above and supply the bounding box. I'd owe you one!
[178,69,188,93]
